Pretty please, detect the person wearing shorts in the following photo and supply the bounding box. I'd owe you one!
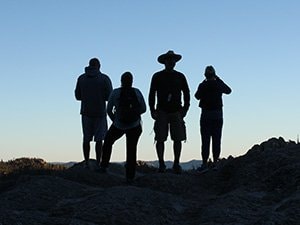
[75,58,113,168]
[154,111,186,142]
[148,50,190,173]
[81,116,107,142]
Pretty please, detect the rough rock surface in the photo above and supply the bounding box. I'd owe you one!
[0,137,299,225]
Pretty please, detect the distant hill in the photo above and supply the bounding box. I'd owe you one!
[50,159,202,170]
[49,161,77,168]
[143,159,202,170]
[0,137,299,225]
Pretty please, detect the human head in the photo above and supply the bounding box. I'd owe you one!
[121,71,133,87]
[158,50,182,71]
[89,58,101,70]
[158,50,181,64]
[204,65,216,79]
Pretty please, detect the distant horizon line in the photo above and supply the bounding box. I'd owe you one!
[50,159,202,164]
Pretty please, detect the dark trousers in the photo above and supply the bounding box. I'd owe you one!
[200,118,223,164]
[101,124,142,179]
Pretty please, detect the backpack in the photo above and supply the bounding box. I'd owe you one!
[118,88,140,123]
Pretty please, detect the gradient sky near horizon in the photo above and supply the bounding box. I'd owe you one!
[1,1,299,163]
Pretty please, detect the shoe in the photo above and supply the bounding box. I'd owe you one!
[98,167,107,173]
[126,178,134,185]
[211,160,220,171]
[94,164,102,172]
[172,164,182,174]
[158,163,166,173]
[84,161,90,169]
[197,163,209,173]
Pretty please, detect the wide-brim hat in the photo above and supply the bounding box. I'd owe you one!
[157,50,182,64]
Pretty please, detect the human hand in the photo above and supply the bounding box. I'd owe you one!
[180,108,187,118]
[151,110,158,120]
[215,75,221,81]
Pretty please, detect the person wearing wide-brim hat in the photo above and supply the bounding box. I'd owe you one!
[148,50,190,174]
[157,50,182,64]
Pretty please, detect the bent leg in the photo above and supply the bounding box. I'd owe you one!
[101,125,124,168]
[125,125,142,179]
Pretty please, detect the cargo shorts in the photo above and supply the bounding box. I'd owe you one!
[154,110,186,142]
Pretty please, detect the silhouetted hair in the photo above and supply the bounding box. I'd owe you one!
[204,65,216,79]
[89,58,100,69]
[121,72,133,87]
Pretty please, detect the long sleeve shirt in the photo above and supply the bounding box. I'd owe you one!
[107,87,146,130]
[75,66,113,117]
[195,77,231,110]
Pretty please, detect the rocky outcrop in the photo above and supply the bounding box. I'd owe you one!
[0,137,299,225]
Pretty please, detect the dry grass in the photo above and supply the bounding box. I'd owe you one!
[0,157,66,177]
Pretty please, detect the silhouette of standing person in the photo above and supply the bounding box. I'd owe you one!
[75,58,113,168]
[194,65,231,171]
[101,72,146,183]
[149,50,190,174]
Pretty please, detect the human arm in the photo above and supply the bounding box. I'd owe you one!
[194,83,202,100]
[106,91,115,122]
[74,78,81,100]
[181,76,190,117]
[148,76,157,119]
[216,76,232,94]
[135,89,147,115]
[103,75,113,101]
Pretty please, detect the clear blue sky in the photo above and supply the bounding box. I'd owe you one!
[1,1,299,163]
